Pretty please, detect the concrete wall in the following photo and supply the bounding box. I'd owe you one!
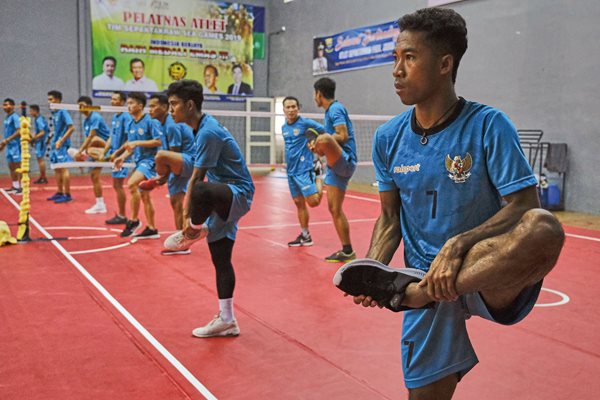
[266,0,600,213]
[1,0,598,212]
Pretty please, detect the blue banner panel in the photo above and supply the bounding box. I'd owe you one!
[312,21,399,76]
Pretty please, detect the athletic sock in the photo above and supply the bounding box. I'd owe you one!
[12,181,20,189]
[301,228,309,237]
[219,298,234,322]
[342,244,353,254]
[96,197,105,206]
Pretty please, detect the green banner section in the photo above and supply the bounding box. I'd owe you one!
[90,0,262,99]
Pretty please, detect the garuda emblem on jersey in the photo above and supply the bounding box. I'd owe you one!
[445,153,472,183]
[293,129,299,136]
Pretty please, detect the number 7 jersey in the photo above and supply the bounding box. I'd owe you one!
[372,99,537,272]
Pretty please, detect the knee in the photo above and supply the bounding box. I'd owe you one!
[328,202,340,216]
[306,194,321,208]
[292,197,306,209]
[155,150,167,163]
[523,209,565,247]
[191,181,211,203]
[127,181,139,193]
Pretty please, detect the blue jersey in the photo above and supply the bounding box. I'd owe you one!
[126,114,161,163]
[194,114,254,197]
[324,100,356,162]
[372,99,537,272]
[34,115,50,145]
[155,114,195,156]
[51,109,74,147]
[110,112,133,153]
[83,112,110,141]
[3,112,21,147]
[281,116,324,175]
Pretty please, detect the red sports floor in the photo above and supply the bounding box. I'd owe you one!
[1,174,599,399]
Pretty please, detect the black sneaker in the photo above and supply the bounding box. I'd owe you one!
[5,187,17,194]
[120,220,141,238]
[106,214,128,225]
[133,227,160,240]
[288,233,313,247]
[333,258,430,312]
[13,187,22,196]
[325,249,356,263]
[34,177,48,184]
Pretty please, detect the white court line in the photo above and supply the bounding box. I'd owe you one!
[68,234,120,240]
[535,288,570,307]
[0,190,217,400]
[69,242,132,255]
[45,226,122,232]
[565,233,600,242]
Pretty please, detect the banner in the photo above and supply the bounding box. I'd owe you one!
[90,0,264,102]
[312,21,399,76]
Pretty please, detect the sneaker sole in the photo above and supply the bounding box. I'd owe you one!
[333,259,425,297]
[85,210,108,214]
[325,257,355,263]
[161,249,191,255]
[133,234,160,240]
[192,328,240,338]
[120,225,142,238]
[301,242,314,247]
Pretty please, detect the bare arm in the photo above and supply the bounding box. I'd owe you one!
[55,125,74,149]
[350,190,403,308]
[332,124,348,145]
[422,185,540,300]
[0,129,21,150]
[32,129,46,142]
[366,189,403,264]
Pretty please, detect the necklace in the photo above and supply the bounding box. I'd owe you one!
[415,99,459,145]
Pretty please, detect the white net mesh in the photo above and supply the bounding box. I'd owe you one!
[40,102,393,184]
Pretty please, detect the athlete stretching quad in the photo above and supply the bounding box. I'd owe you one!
[334,8,564,399]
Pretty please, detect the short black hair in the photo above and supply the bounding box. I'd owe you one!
[127,92,147,107]
[204,64,219,76]
[232,63,243,73]
[113,91,127,102]
[398,8,468,83]
[30,104,40,112]
[102,56,117,66]
[167,79,204,112]
[130,58,144,68]
[149,93,169,106]
[77,95,93,105]
[314,77,336,99]
[282,96,300,108]
[47,90,63,101]
[3,98,15,105]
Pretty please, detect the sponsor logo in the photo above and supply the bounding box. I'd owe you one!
[393,164,420,174]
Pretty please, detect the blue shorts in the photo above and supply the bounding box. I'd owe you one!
[324,150,356,191]
[49,145,72,164]
[205,184,252,243]
[167,153,194,195]
[287,170,318,199]
[6,144,21,163]
[34,141,46,159]
[135,159,156,180]
[112,167,129,179]
[401,280,543,389]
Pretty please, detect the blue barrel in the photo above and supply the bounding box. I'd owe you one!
[548,184,561,206]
